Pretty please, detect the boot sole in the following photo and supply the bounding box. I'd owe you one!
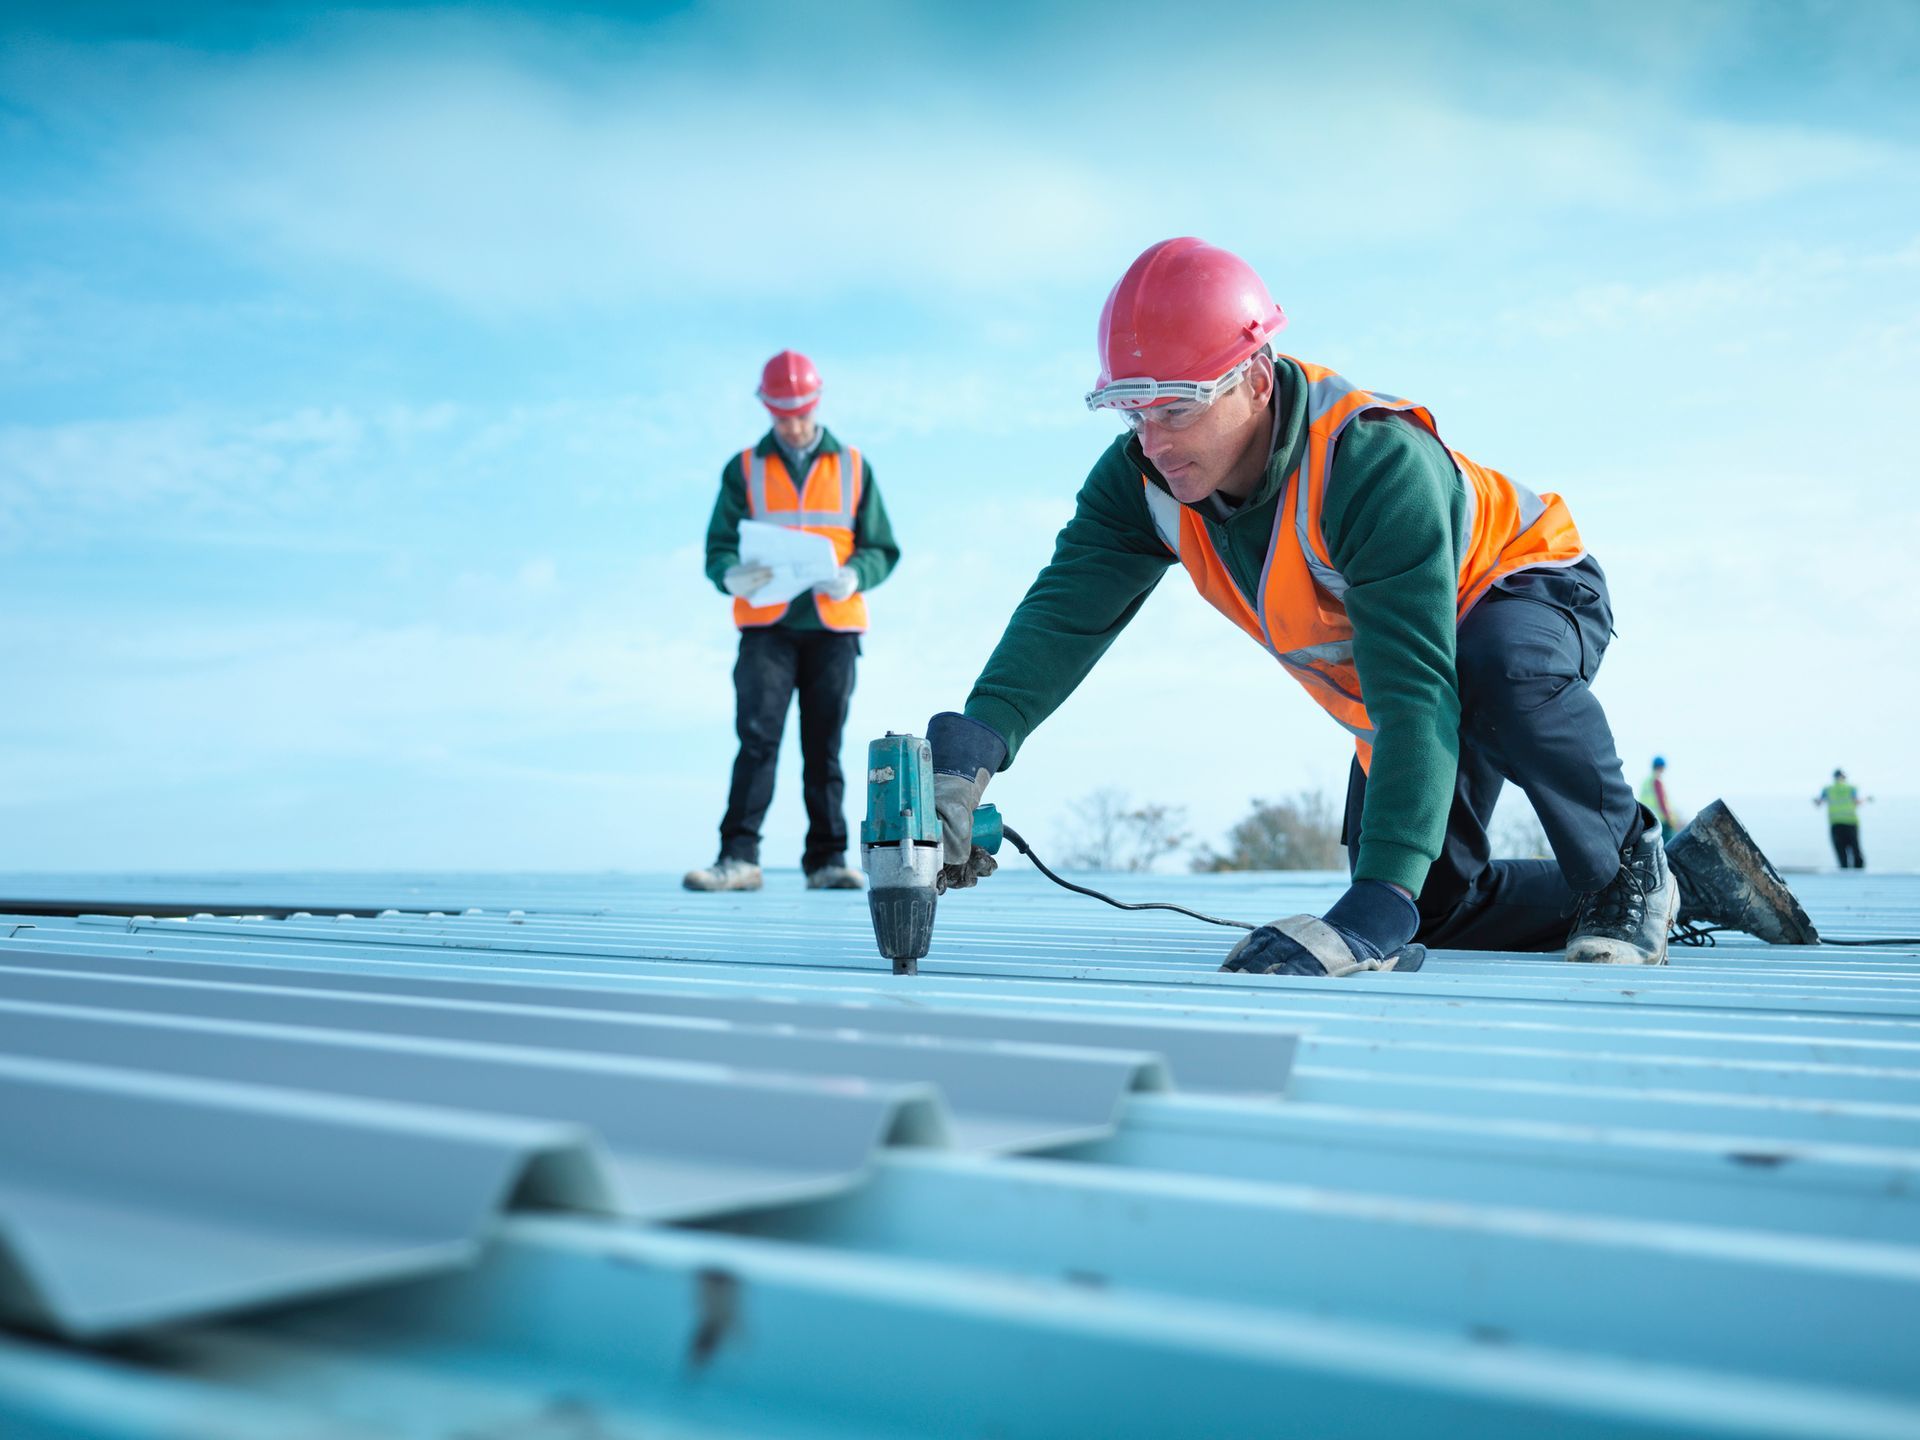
[1566,875,1679,966]
[1667,800,1819,945]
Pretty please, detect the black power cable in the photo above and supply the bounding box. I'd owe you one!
[1675,920,1920,949]
[1005,829,1920,950]
[1001,824,1256,930]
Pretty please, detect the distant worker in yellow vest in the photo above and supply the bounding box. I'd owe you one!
[921,238,1810,970]
[1815,769,1870,870]
[684,351,900,893]
[1638,757,1682,842]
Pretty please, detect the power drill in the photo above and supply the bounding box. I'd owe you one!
[860,732,1001,975]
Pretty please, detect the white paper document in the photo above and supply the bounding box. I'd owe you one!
[737,519,841,606]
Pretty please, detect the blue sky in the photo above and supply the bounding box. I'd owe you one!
[3,0,1917,873]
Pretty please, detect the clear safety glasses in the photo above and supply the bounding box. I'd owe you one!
[1085,356,1257,433]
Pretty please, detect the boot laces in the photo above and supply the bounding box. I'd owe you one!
[1671,916,1729,948]
[1574,854,1651,935]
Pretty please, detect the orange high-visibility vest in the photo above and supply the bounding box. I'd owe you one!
[1141,359,1585,771]
[732,443,869,633]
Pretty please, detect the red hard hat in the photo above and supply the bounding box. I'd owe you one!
[758,350,822,416]
[1092,239,1287,400]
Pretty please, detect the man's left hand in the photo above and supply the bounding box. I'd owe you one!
[1221,880,1426,977]
[815,566,858,601]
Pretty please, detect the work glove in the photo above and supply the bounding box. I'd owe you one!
[814,565,859,602]
[722,563,773,598]
[926,711,1008,892]
[1220,880,1427,977]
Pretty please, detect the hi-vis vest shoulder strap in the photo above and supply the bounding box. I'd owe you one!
[1144,358,1585,770]
[733,444,870,633]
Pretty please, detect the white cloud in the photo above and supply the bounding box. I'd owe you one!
[0,403,465,547]
[1496,239,1920,343]
[0,348,1124,552]
[4,14,1910,316]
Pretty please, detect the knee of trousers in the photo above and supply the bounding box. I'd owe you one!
[733,732,783,759]
[735,704,792,748]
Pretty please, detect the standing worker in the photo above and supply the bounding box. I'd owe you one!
[684,351,900,893]
[1639,757,1682,842]
[922,237,1803,972]
[1815,769,1870,870]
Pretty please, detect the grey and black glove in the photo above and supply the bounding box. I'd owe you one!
[1221,880,1426,977]
[814,565,859,601]
[926,711,1008,892]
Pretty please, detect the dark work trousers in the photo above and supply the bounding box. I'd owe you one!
[718,627,860,871]
[1343,556,1643,952]
[1831,824,1865,869]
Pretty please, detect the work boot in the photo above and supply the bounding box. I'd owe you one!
[1566,810,1679,965]
[805,862,865,891]
[1666,799,1819,945]
[682,858,763,893]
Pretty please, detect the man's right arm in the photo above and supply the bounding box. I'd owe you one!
[962,439,1175,768]
[704,454,749,593]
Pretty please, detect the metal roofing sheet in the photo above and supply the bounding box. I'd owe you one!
[0,964,1174,1153]
[1,868,1918,1438]
[0,1053,607,1339]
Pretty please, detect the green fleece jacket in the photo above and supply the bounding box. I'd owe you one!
[704,428,901,630]
[963,356,1468,896]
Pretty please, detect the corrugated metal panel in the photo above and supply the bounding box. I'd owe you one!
[0,967,1174,1154]
[0,884,1298,1342]
[0,1053,611,1338]
[1,869,1918,1439]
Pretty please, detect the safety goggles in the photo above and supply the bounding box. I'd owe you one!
[1085,356,1256,432]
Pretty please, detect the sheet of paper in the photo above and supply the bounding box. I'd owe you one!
[737,519,841,606]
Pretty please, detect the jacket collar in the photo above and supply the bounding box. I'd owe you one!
[756,426,840,463]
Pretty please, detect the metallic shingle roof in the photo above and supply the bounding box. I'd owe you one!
[1,869,1917,1438]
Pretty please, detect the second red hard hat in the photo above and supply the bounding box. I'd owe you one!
[758,350,822,416]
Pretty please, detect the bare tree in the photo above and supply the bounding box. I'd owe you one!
[1059,788,1192,872]
[1121,801,1190,873]
[1193,790,1343,871]
[1060,788,1128,870]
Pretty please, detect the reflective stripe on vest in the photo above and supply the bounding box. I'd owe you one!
[746,451,861,530]
[732,444,870,633]
[1144,358,1586,770]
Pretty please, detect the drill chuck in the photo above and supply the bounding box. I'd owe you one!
[864,838,941,971]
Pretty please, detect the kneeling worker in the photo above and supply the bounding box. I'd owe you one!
[685,350,899,893]
[923,238,1798,973]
